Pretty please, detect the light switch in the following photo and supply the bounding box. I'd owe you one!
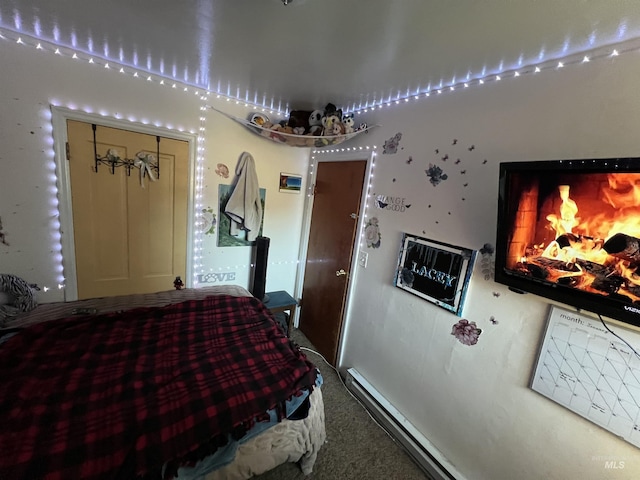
[358,251,368,268]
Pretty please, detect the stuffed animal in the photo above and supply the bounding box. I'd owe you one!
[322,113,342,136]
[343,114,355,134]
[323,103,343,122]
[287,110,312,133]
[308,110,324,135]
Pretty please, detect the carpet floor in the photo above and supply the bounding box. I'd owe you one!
[254,328,431,480]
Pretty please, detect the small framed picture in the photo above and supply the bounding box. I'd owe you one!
[279,173,302,193]
[394,233,476,316]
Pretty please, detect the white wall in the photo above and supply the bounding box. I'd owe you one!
[340,54,640,479]
[0,39,309,303]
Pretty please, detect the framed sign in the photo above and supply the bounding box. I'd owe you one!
[394,233,476,316]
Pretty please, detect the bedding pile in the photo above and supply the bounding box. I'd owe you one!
[0,294,318,479]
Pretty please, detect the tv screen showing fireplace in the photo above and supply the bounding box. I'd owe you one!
[495,158,640,328]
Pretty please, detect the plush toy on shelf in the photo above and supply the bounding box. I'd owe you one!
[308,109,324,135]
[343,113,355,134]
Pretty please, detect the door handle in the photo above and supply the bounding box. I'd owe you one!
[336,269,347,276]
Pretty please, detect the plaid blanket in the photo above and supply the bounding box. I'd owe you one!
[0,295,318,480]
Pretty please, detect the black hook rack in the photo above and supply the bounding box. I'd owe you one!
[92,124,160,179]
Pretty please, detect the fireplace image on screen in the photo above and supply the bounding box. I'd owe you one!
[495,159,640,327]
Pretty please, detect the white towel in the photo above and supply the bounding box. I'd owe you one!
[224,152,263,242]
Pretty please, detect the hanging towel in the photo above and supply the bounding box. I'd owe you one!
[225,152,263,241]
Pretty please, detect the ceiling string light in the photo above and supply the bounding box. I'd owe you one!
[0,29,289,117]
[346,36,640,116]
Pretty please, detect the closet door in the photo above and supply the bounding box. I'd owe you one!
[66,120,188,299]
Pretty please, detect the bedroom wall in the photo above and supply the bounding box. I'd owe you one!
[340,52,640,479]
[0,39,308,304]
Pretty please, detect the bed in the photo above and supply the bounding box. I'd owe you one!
[0,285,326,480]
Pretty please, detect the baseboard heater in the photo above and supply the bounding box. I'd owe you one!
[345,368,464,480]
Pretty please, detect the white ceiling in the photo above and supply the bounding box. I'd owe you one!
[2,1,640,112]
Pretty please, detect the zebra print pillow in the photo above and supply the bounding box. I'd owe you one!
[0,274,38,326]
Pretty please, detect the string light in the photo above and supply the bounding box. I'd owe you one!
[345,37,639,116]
[1,31,215,294]
[0,29,288,117]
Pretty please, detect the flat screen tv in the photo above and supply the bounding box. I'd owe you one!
[495,158,640,328]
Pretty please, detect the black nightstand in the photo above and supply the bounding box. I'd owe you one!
[263,290,297,337]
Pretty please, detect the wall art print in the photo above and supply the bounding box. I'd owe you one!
[395,233,476,316]
[217,184,266,247]
[279,173,302,193]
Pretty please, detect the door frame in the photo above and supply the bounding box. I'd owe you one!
[51,106,198,301]
[294,150,375,367]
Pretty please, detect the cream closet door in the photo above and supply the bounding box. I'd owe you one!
[66,120,188,299]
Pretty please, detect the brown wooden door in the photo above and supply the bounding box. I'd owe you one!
[67,120,189,299]
[299,160,367,366]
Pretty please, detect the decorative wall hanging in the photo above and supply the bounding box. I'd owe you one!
[364,217,381,248]
[92,124,159,187]
[382,132,403,154]
[451,319,482,346]
[208,106,378,148]
[218,184,266,247]
[215,163,229,178]
[198,207,217,235]
[374,194,411,212]
[426,164,448,186]
[197,272,237,284]
[395,233,476,316]
[479,243,495,280]
[279,173,302,193]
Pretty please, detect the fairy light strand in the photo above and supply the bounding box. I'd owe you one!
[346,37,640,116]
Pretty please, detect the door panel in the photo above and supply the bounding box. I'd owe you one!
[299,160,367,366]
[67,120,188,299]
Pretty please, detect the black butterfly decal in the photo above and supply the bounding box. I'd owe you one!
[428,204,432,208]
[492,292,501,298]
[442,154,449,161]
[377,199,389,208]
[406,156,413,164]
[489,316,499,325]
[455,159,461,164]
[482,159,488,164]
[452,139,458,145]
[392,178,396,182]
[460,170,467,174]
[463,183,468,187]
[468,145,475,151]
[422,230,426,234]
[462,197,466,201]
[406,204,412,208]
[435,148,439,154]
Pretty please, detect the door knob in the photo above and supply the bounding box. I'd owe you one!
[336,269,347,276]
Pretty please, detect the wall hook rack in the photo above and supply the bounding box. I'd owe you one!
[92,124,160,179]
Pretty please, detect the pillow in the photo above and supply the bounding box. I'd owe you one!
[0,274,37,326]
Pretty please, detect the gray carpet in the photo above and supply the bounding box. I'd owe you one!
[255,329,431,480]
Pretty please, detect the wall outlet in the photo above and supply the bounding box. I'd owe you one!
[358,251,368,268]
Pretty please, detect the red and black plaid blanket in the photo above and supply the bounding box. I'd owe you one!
[0,295,318,480]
